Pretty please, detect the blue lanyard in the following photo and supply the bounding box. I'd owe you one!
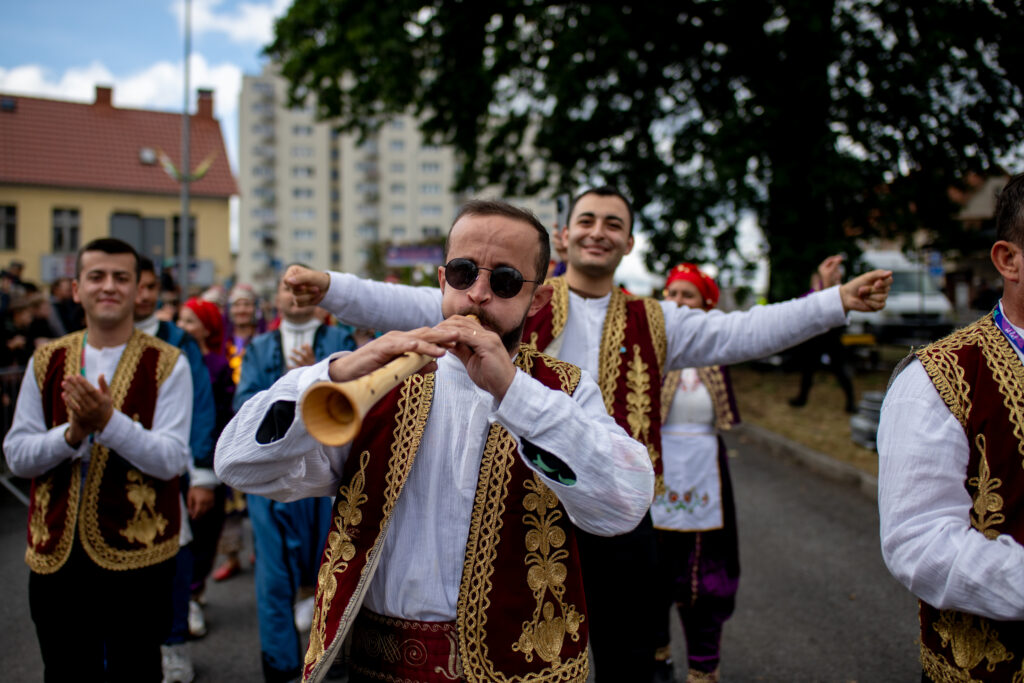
[993,302,1024,357]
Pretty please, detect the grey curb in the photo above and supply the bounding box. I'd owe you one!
[724,423,879,501]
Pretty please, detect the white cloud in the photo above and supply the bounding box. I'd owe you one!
[0,55,242,169]
[170,0,291,45]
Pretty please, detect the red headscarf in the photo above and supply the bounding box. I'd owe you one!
[184,297,224,354]
[664,263,720,309]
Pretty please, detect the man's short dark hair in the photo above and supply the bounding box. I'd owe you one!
[995,173,1024,248]
[446,200,551,282]
[568,186,635,234]
[138,256,157,276]
[76,238,141,281]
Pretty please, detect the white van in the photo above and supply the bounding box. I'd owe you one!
[847,250,954,344]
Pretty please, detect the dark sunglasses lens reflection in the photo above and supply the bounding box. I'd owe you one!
[444,259,525,298]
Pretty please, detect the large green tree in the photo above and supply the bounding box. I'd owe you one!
[267,0,1024,299]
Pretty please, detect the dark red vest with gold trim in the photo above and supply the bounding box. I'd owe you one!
[914,314,1024,681]
[522,277,667,495]
[303,346,589,683]
[25,329,182,574]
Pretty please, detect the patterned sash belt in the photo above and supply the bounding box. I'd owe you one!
[349,609,463,683]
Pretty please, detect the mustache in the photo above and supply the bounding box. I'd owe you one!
[456,307,500,331]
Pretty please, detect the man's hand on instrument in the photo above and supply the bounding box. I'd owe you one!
[840,269,893,313]
[817,254,845,289]
[441,315,517,402]
[327,328,457,383]
[284,265,330,307]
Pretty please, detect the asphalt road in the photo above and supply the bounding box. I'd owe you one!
[0,429,919,682]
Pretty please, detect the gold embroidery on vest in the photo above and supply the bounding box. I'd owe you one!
[918,315,1024,465]
[597,288,627,415]
[548,277,569,339]
[29,477,53,547]
[969,434,1005,540]
[932,610,1014,674]
[25,466,81,574]
[307,448,372,669]
[698,366,736,431]
[77,331,181,570]
[513,474,584,666]
[527,331,540,352]
[457,351,588,682]
[641,296,667,375]
[626,345,664,496]
[306,373,434,677]
[120,470,169,546]
[660,370,682,423]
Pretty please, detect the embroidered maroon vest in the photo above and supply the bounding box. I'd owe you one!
[914,314,1024,681]
[523,277,667,494]
[303,346,589,683]
[25,329,182,574]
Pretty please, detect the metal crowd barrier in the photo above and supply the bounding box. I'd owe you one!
[0,366,30,505]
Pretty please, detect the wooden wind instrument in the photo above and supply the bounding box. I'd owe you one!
[300,315,477,445]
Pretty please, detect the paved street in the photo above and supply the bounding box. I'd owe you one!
[1,428,919,681]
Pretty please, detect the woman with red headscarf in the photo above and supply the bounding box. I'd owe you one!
[652,264,740,683]
[177,297,236,635]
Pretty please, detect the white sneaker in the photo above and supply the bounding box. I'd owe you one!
[188,599,207,638]
[294,595,315,632]
[161,643,195,683]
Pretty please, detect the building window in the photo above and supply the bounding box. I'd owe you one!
[52,208,80,253]
[253,165,274,177]
[420,205,443,217]
[291,166,314,178]
[291,146,313,158]
[390,204,406,215]
[293,250,315,263]
[293,229,315,241]
[422,226,442,238]
[390,182,406,194]
[0,205,15,250]
[390,162,405,173]
[420,162,440,173]
[172,215,196,258]
[389,139,405,151]
[419,183,441,194]
[291,208,316,221]
[252,82,274,95]
[292,187,314,199]
[357,223,378,239]
[292,124,313,136]
[389,119,405,130]
[391,226,407,239]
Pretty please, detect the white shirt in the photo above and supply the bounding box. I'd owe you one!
[280,318,321,369]
[878,301,1024,620]
[215,352,653,621]
[4,339,193,481]
[319,272,848,376]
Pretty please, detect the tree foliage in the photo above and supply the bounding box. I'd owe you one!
[267,0,1024,299]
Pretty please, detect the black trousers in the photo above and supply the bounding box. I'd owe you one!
[29,539,176,683]
[576,512,659,682]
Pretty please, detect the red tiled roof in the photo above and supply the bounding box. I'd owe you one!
[0,90,238,198]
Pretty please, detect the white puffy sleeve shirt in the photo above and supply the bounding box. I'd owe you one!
[215,352,653,621]
[878,311,1024,620]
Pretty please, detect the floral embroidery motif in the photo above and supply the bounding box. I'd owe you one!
[968,434,1005,540]
[932,610,1014,673]
[655,485,711,514]
[306,448,371,669]
[119,470,168,547]
[513,475,584,666]
[29,477,53,547]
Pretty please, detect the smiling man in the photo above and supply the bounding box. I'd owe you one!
[215,200,654,683]
[4,238,193,682]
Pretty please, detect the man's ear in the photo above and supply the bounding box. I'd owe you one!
[437,265,446,293]
[71,279,81,304]
[528,283,553,317]
[991,240,1022,283]
[624,234,635,256]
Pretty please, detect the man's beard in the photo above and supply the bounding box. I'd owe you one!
[459,307,529,353]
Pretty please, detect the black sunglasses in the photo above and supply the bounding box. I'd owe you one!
[443,258,543,299]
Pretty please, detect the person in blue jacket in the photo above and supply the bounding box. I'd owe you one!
[233,269,355,683]
[134,258,218,682]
